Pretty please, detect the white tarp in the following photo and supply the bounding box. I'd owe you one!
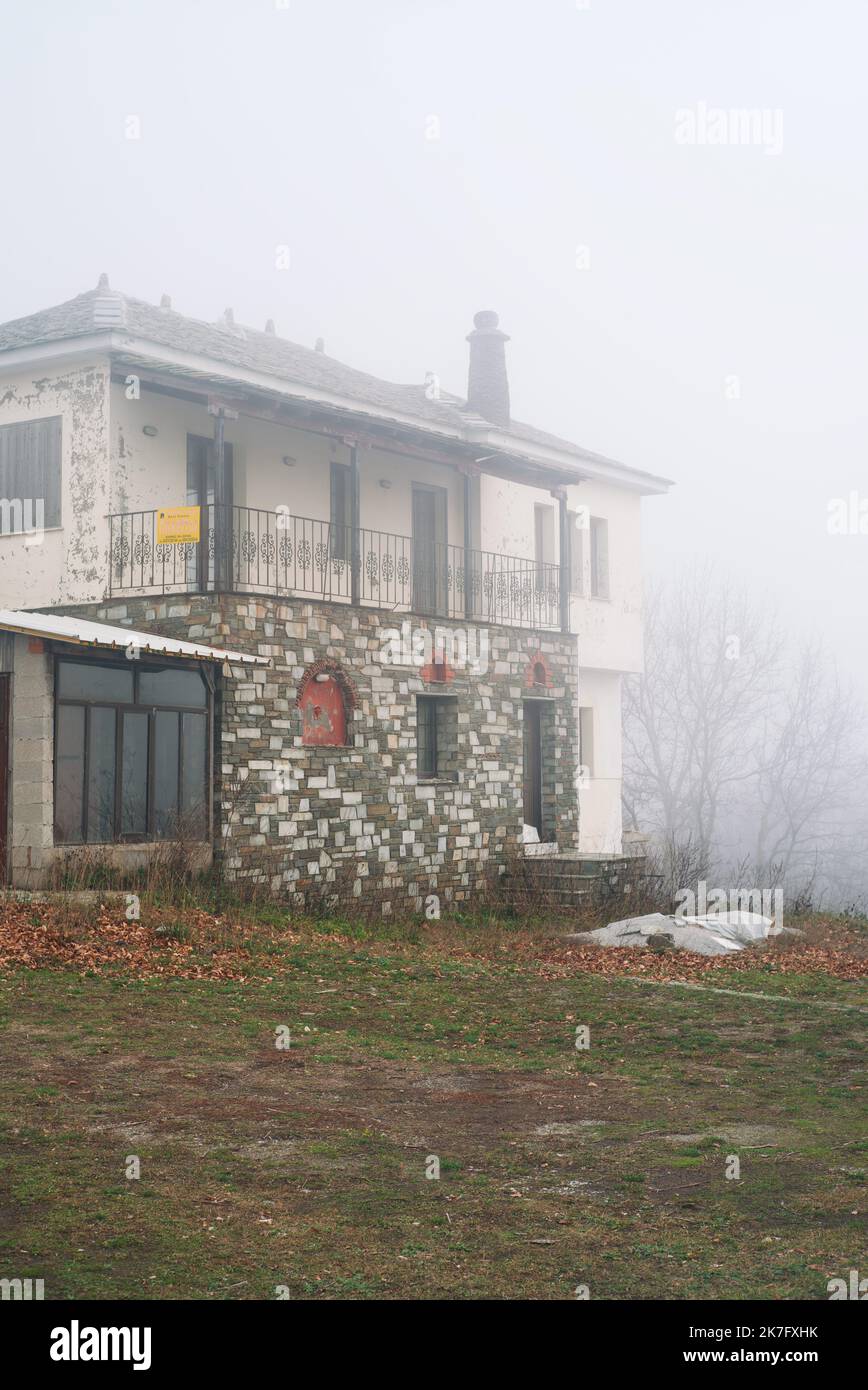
[581,911,784,957]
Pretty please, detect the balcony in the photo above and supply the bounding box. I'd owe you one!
[109,505,565,631]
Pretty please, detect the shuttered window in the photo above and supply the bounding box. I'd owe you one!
[566,510,584,594]
[589,516,609,599]
[0,417,61,533]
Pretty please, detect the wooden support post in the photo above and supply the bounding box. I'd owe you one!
[212,409,226,591]
[463,472,473,621]
[208,401,237,592]
[557,491,570,635]
[349,443,361,606]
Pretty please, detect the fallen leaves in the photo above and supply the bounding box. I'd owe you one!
[0,899,863,989]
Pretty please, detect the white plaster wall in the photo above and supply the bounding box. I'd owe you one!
[0,361,112,611]
[481,471,647,853]
[577,666,624,854]
[110,385,467,546]
[479,474,558,561]
[567,479,644,674]
[481,472,645,674]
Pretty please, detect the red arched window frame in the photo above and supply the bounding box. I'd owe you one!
[296,662,356,747]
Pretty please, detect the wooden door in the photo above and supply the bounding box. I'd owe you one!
[186,434,233,590]
[412,484,448,616]
[523,700,542,834]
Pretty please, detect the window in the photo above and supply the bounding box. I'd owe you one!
[0,416,61,534]
[589,516,609,599]
[566,509,584,594]
[54,657,210,844]
[330,461,352,561]
[534,503,555,573]
[579,706,595,779]
[416,695,458,781]
[57,661,133,703]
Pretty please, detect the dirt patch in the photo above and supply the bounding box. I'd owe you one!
[534,1120,606,1137]
[664,1125,790,1147]
[6,1037,641,1161]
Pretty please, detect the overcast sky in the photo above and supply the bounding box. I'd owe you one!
[2,0,865,694]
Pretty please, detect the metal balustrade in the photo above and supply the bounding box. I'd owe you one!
[108,505,564,631]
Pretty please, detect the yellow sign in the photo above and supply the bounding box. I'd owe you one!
[157,506,200,545]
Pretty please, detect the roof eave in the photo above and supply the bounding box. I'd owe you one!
[0,331,674,495]
[465,423,674,495]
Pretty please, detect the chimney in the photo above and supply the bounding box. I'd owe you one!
[264,318,276,334]
[466,310,510,427]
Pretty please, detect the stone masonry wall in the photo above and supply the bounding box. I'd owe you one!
[60,595,579,912]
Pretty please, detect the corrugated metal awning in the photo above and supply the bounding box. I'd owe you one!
[0,609,269,665]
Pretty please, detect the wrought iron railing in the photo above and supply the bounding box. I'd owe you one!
[108,506,563,630]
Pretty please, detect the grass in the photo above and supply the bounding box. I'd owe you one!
[0,914,865,1300]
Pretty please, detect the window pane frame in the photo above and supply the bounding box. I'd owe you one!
[54,654,212,845]
[416,695,458,782]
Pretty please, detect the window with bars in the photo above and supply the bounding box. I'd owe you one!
[416,695,458,781]
[54,658,210,844]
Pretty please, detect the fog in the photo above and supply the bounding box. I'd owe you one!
[2,0,866,893]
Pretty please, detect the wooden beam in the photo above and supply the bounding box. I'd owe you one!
[349,443,361,606]
[558,493,570,635]
[110,360,583,491]
[463,473,473,621]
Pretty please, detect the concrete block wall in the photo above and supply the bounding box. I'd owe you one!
[6,637,54,881]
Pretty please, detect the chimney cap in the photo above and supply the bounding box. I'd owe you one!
[97,272,110,290]
[265,318,276,334]
[160,293,172,310]
[467,309,510,344]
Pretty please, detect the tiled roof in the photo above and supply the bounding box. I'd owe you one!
[0,286,466,429]
[0,282,672,489]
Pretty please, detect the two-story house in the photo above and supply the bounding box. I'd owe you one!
[0,277,670,905]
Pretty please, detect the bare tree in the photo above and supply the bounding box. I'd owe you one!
[752,643,868,885]
[623,564,868,907]
[622,563,783,871]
